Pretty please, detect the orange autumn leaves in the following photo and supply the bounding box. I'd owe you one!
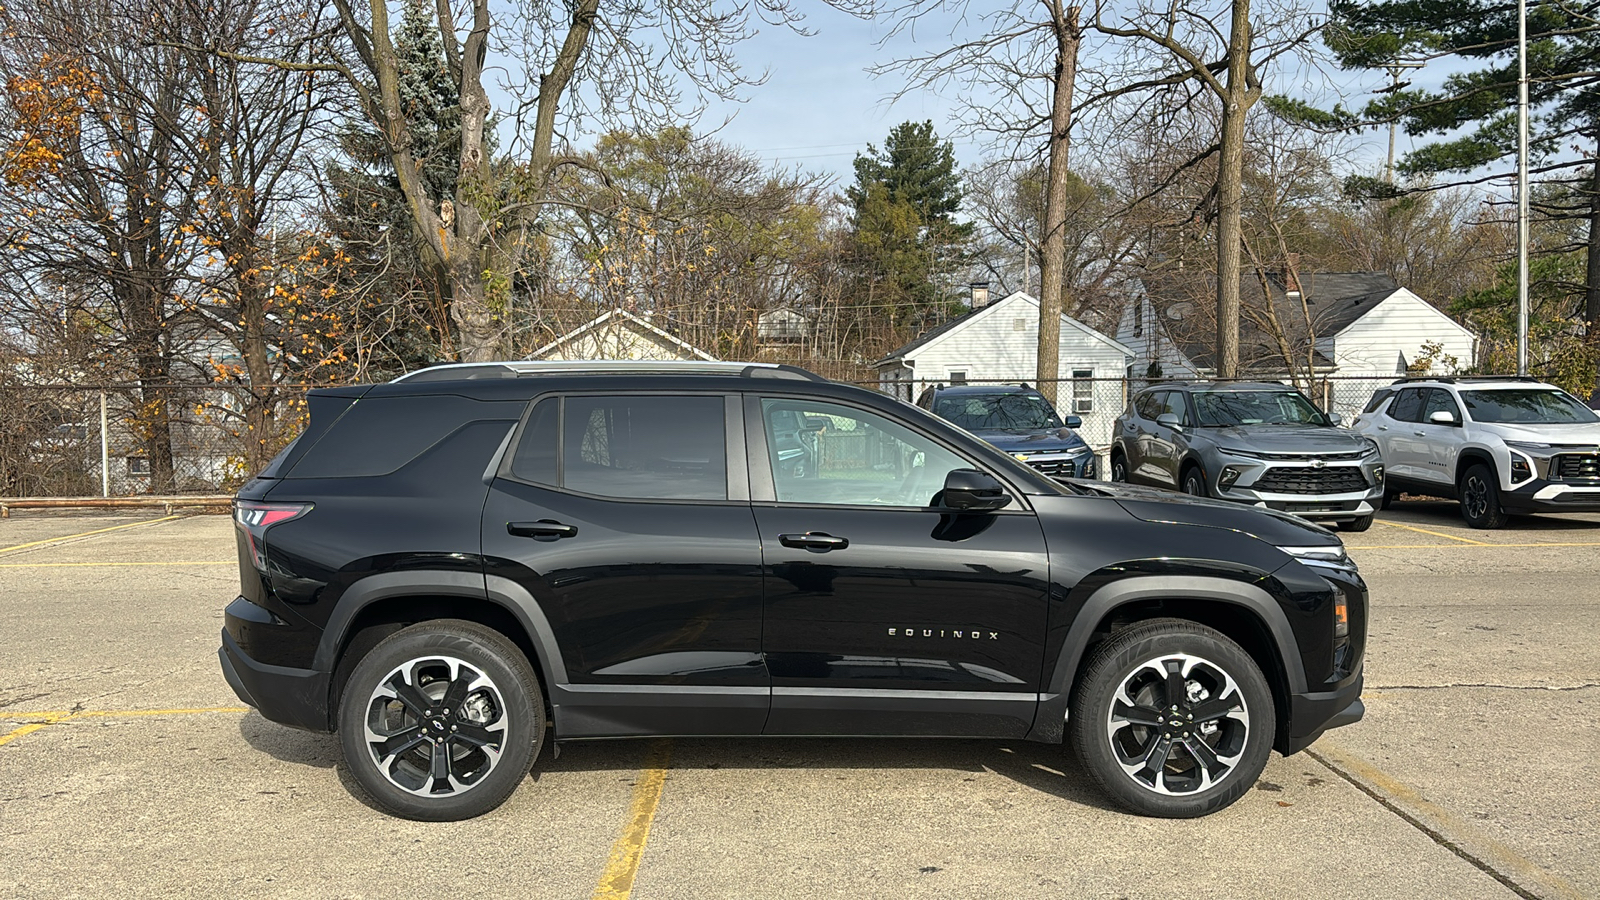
[1,54,100,188]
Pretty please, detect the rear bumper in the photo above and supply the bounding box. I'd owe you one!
[1281,673,1364,755]
[219,629,332,732]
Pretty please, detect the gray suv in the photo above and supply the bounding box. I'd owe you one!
[1111,382,1385,531]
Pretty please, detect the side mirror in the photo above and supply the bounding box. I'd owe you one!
[941,468,1012,512]
[1156,412,1183,430]
[1327,412,1343,427]
[1063,414,1083,429]
[1427,410,1457,426]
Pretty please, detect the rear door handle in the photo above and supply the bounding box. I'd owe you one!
[508,520,578,540]
[778,532,849,551]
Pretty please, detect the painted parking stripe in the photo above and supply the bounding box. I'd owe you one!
[0,706,250,747]
[0,561,233,568]
[1373,520,1491,545]
[0,515,182,555]
[593,739,674,900]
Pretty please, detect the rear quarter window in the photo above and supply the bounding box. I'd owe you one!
[287,394,493,478]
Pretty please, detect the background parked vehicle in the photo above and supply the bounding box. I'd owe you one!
[916,383,1097,480]
[1351,376,1600,528]
[1109,382,1385,531]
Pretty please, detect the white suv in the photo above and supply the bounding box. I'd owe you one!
[1351,377,1600,528]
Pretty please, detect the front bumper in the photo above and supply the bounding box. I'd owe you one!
[1282,674,1365,755]
[1212,455,1382,520]
[1500,477,1600,514]
[219,629,332,732]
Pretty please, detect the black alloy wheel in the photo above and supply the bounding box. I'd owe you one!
[1110,453,1128,483]
[339,620,542,821]
[1071,619,1274,818]
[1459,463,1509,530]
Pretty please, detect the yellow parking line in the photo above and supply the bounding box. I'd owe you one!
[0,515,181,554]
[1311,741,1586,900]
[0,561,232,568]
[1373,520,1491,545]
[0,706,249,747]
[593,740,674,900]
[1350,542,1600,550]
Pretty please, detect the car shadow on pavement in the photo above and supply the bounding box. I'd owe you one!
[1388,498,1600,530]
[536,736,1122,813]
[237,713,1120,814]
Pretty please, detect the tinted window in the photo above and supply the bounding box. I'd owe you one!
[1421,389,1460,422]
[1461,389,1599,424]
[509,398,558,485]
[1389,389,1424,423]
[562,396,727,500]
[1362,388,1394,414]
[1134,391,1164,419]
[289,395,482,478]
[761,398,973,507]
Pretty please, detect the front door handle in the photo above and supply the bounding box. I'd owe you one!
[1413,430,1427,437]
[1377,425,1388,431]
[508,520,578,540]
[778,532,849,551]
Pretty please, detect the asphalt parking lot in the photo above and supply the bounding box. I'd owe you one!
[1,505,1596,900]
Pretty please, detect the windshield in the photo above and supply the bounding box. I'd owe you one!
[1460,389,1599,425]
[1191,390,1328,427]
[934,392,1064,431]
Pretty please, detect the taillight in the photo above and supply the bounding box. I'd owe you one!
[234,500,311,568]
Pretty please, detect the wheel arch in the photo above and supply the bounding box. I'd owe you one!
[318,571,567,717]
[1029,576,1301,746]
[1456,447,1498,485]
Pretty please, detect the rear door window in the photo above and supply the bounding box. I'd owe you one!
[561,395,729,500]
[1389,388,1424,423]
[1134,391,1164,420]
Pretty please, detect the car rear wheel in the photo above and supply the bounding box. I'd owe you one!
[1070,619,1274,818]
[1459,464,1509,530]
[338,619,542,821]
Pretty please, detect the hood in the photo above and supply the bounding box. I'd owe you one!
[1479,421,1600,446]
[1200,424,1370,454]
[974,427,1089,454]
[1077,479,1341,547]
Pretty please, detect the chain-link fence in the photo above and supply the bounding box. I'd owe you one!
[0,372,1465,498]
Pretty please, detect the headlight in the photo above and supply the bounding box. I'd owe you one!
[1281,544,1355,570]
[1504,440,1552,453]
[1361,438,1381,456]
[1218,446,1263,458]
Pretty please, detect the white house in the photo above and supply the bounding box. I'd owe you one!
[529,309,717,362]
[874,290,1134,450]
[1117,272,1476,379]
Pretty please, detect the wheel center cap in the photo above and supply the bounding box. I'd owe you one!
[430,718,446,732]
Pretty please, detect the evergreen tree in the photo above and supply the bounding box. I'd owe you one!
[393,0,462,201]
[846,121,973,319]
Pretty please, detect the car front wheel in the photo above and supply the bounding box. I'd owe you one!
[1182,467,1208,497]
[1339,514,1374,532]
[1070,619,1275,818]
[1110,452,1128,483]
[1459,464,1509,529]
[338,619,543,821]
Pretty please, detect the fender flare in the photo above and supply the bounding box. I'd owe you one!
[1027,575,1303,742]
[313,570,569,692]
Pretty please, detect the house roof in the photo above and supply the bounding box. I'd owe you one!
[875,291,1132,367]
[1139,271,1419,373]
[528,308,717,361]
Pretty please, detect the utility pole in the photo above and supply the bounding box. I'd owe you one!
[1381,60,1424,185]
[1516,0,1530,376]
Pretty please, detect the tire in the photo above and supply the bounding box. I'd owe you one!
[1378,487,1396,511]
[1110,452,1128,483]
[1339,514,1374,532]
[1070,619,1275,818]
[338,619,543,821]
[1182,466,1208,497]
[1458,464,1509,530]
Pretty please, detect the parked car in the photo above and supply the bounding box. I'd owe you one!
[1351,376,1600,528]
[1109,382,1385,531]
[220,360,1364,821]
[916,383,1097,480]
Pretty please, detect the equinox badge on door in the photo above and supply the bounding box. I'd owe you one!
[888,627,999,640]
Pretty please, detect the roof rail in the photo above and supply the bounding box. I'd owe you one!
[390,360,828,384]
[1389,375,1544,385]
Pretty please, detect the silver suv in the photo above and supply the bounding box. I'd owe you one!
[1351,377,1600,528]
[1110,382,1385,531]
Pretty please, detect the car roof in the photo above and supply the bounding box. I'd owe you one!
[928,384,1039,396]
[1389,376,1557,390]
[1136,381,1294,394]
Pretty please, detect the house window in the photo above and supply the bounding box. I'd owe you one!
[1072,369,1094,414]
[949,370,968,385]
[127,457,150,476]
[1012,318,1026,332]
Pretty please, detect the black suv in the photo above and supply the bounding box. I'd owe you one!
[220,361,1365,821]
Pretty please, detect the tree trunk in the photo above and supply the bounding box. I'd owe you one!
[1585,156,1600,403]
[236,236,277,473]
[1214,0,1253,381]
[1035,3,1081,407]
